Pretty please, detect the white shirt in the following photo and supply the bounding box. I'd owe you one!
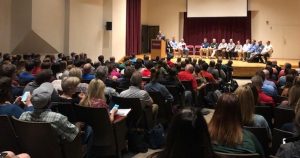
[234,44,243,52]
[242,43,251,52]
[178,42,187,50]
[262,44,273,55]
[226,42,235,51]
[169,40,178,49]
[218,43,227,50]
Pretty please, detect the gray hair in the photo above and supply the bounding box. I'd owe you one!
[95,66,108,81]
[130,71,142,87]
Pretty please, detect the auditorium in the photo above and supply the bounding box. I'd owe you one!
[0,0,300,158]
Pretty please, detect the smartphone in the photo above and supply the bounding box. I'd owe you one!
[21,91,30,102]
[0,152,8,158]
[112,104,119,110]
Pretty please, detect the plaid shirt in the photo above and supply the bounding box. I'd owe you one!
[19,110,79,142]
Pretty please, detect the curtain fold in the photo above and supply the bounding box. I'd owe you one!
[183,12,251,45]
[126,0,141,56]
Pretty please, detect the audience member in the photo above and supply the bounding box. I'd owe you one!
[82,63,95,81]
[18,61,35,85]
[251,75,274,106]
[208,93,264,155]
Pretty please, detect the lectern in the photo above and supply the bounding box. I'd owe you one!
[151,39,166,59]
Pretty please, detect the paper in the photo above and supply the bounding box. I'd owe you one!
[116,109,131,116]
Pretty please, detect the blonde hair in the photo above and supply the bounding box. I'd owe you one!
[288,85,300,109]
[235,85,255,126]
[61,77,80,94]
[69,67,82,79]
[80,79,106,107]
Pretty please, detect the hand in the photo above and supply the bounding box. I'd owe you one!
[78,92,85,100]
[13,96,22,105]
[110,108,118,115]
[75,122,85,130]
[25,94,32,107]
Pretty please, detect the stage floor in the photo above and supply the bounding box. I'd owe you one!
[136,54,299,78]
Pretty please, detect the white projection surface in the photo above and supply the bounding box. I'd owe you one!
[187,0,248,17]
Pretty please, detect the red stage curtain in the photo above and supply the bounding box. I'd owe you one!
[126,0,141,56]
[183,12,251,45]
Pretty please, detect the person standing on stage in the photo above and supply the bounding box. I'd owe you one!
[200,38,210,58]
[178,39,189,58]
[209,38,218,58]
[226,39,236,60]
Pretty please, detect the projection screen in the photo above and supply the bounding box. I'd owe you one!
[187,0,248,17]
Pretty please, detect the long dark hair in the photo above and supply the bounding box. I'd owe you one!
[156,107,215,158]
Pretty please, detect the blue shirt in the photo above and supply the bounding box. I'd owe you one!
[256,45,265,54]
[201,42,210,48]
[0,103,34,118]
[19,72,35,84]
[82,73,95,81]
[262,80,278,97]
[248,44,258,53]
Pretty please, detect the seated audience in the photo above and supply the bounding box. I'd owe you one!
[79,79,117,121]
[144,69,174,103]
[208,93,264,156]
[52,77,81,104]
[177,64,198,92]
[251,75,274,106]
[108,63,121,80]
[19,83,79,142]
[18,61,35,86]
[276,104,300,157]
[280,83,300,109]
[82,63,95,81]
[235,85,272,140]
[118,66,135,89]
[200,62,217,84]
[0,77,33,118]
[148,108,215,158]
[141,60,153,78]
[95,66,119,98]
[120,71,156,111]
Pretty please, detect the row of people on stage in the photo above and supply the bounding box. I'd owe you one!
[165,37,273,63]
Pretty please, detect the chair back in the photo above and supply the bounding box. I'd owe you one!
[186,45,194,55]
[73,105,117,156]
[271,128,294,155]
[194,45,201,55]
[0,115,19,153]
[273,107,295,128]
[11,117,64,158]
[255,106,273,128]
[111,96,145,129]
[148,91,172,125]
[244,126,269,156]
[215,152,260,158]
[51,102,77,122]
[181,80,193,91]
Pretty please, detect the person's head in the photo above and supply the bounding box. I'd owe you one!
[95,66,108,81]
[33,59,41,67]
[209,93,242,146]
[221,39,226,43]
[0,77,12,103]
[31,82,54,110]
[83,63,92,74]
[124,66,135,79]
[61,77,80,96]
[229,39,233,43]
[58,53,63,59]
[68,67,82,80]
[251,75,263,90]
[266,41,271,45]
[130,71,142,88]
[252,40,256,44]
[202,62,209,71]
[159,107,214,158]
[24,61,34,72]
[212,38,216,43]
[35,69,53,85]
[203,38,207,42]
[110,57,115,63]
[217,59,222,64]
[246,39,250,44]
[180,38,184,43]
[185,64,194,73]
[209,60,216,68]
[41,62,52,70]
[3,53,11,62]
[0,64,16,79]
[172,36,176,41]
[135,58,143,70]
[237,40,241,45]
[262,69,270,80]
[150,68,160,82]
[288,85,300,108]
[176,57,181,63]
[258,41,263,45]
[235,85,255,125]
[97,55,104,63]
[80,79,106,107]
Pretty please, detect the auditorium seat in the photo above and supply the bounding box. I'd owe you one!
[244,126,270,156]
[215,152,260,158]
[271,128,294,155]
[194,45,201,56]
[186,45,195,56]
[0,115,20,153]
[273,107,295,128]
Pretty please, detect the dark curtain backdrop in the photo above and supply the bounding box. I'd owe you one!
[183,12,251,45]
[126,0,141,56]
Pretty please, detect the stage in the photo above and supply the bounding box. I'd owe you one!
[136,54,299,78]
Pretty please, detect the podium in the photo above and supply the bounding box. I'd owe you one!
[150,39,166,59]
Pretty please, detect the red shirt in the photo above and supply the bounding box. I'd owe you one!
[177,70,197,91]
[167,61,175,68]
[32,67,42,76]
[258,89,275,106]
[200,71,216,83]
[141,69,151,77]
